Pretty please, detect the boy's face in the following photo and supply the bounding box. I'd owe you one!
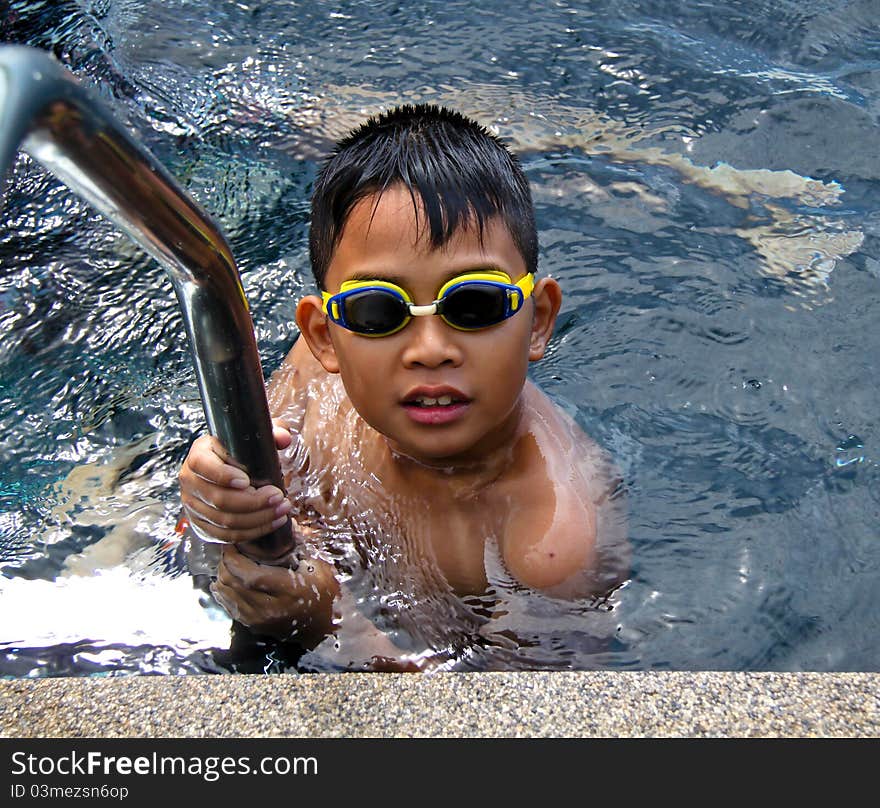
[301,186,557,466]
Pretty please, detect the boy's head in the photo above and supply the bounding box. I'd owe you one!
[297,105,561,466]
[308,104,538,288]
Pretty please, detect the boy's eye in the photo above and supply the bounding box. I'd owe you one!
[443,285,508,327]
[345,290,407,332]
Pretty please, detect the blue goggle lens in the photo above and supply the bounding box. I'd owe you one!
[341,289,410,335]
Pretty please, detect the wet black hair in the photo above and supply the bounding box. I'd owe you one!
[308,104,538,288]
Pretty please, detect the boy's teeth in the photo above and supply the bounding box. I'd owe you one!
[415,395,454,406]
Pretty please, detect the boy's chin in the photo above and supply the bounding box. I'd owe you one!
[384,435,485,469]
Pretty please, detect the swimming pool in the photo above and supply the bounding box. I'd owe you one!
[1,0,877,675]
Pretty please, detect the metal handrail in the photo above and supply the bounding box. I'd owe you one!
[0,45,295,563]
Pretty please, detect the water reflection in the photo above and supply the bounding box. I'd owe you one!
[1,0,878,674]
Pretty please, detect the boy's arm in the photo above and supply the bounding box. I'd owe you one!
[505,479,630,601]
[178,336,329,635]
[178,427,338,646]
[497,400,630,600]
[179,438,421,664]
[216,545,439,671]
[178,411,437,668]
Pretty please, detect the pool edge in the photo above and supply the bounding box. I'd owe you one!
[1,671,877,737]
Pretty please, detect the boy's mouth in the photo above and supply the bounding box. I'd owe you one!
[409,394,456,407]
[401,387,470,424]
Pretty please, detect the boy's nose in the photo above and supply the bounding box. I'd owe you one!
[400,314,464,368]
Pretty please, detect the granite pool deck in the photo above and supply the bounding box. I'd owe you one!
[0,671,877,737]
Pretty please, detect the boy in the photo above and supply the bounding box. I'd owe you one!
[179,105,627,670]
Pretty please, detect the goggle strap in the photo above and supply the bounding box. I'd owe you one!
[515,273,535,299]
[320,290,334,315]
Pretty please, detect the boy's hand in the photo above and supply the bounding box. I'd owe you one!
[213,547,439,667]
[179,425,293,544]
[213,544,340,644]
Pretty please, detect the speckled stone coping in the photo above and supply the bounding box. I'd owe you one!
[0,672,877,738]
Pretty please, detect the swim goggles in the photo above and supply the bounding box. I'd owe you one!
[321,270,535,337]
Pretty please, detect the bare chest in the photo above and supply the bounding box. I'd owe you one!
[396,492,507,596]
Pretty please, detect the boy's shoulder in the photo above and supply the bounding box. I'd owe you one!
[490,382,606,591]
[518,381,610,485]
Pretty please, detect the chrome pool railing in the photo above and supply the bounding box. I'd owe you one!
[0,45,295,563]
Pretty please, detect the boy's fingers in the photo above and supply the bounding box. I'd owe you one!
[219,545,298,595]
[209,580,242,622]
[211,577,290,634]
[216,544,257,588]
[182,482,289,516]
[184,435,251,489]
[182,485,290,524]
[220,544,273,591]
[182,494,278,527]
[186,508,292,544]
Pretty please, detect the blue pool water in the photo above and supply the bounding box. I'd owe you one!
[0,0,877,675]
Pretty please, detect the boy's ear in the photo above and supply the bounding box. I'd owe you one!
[296,295,340,373]
[528,277,562,361]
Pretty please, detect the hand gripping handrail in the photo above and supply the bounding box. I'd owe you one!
[0,45,295,564]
